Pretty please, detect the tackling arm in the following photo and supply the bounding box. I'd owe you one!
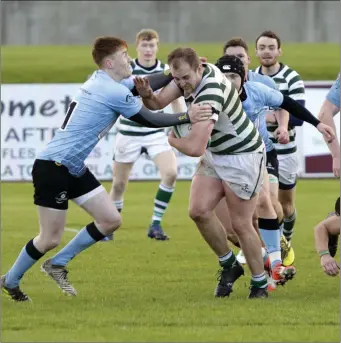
[131,72,174,97]
[142,81,182,110]
[130,105,189,128]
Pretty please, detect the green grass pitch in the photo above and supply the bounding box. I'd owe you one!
[1,179,339,342]
[2,43,339,83]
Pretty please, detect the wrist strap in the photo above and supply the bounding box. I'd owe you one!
[319,250,330,257]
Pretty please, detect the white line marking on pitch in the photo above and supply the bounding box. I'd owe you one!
[65,228,80,233]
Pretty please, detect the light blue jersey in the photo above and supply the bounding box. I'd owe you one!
[243,81,283,152]
[39,70,142,176]
[248,71,278,90]
[326,74,340,109]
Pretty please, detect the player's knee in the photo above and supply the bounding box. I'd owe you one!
[282,202,294,217]
[257,194,273,215]
[188,205,210,222]
[97,214,122,234]
[113,179,127,197]
[35,234,61,252]
[314,221,325,238]
[232,216,253,234]
[161,168,177,187]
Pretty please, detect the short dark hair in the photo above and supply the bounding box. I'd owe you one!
[223,37,249,54]
[167,47,200,70]
[92,36,128,67]
[255,30,281,49]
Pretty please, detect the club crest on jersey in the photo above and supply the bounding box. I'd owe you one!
[126,94,136,103]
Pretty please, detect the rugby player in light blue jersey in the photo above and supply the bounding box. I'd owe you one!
[314,74,340,271]
[1,36,213,302]
[214,54,335,290]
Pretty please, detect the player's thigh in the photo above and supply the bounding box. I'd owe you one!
[37,206,67,241]
[324,215,341,236]
[257,170,275,214]
[147,134,177,174]
[31,159,70,239]
[214,150,266,202]
[223,181,258,225]
[269,180,279,202]
[114,132,142,163]
[279,187,296,208]
[69,168,120,227]
[217,152,265,225]
[190,155,225,216]
[152,150,177,184]
[278,152,299,192]
[189,176,224,218]
[112,161,134,187]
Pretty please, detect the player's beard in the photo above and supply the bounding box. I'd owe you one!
[261,58,277,68]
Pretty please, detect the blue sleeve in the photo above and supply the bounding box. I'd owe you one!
[262,85,284,108]
[109,84,142,118]
[120,76,135,91]
[288,99,305,126]
[326,77,340,109]
[262,75,278,90]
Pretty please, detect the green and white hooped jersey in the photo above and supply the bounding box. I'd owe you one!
[118,59,168,136]
[185,63,264,155]
[254,63,306,155]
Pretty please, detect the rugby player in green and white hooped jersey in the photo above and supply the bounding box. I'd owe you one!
[254,30,306,267]
[108,29,185,242]
[135,47,269,299]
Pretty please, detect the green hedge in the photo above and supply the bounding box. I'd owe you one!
[2,43,339,83]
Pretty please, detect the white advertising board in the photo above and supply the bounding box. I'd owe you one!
[1,82,338,181]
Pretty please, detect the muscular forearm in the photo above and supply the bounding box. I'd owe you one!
[274,109,289,128]
[129,105,189,128]
[168,136,200,157]
[314,223,329,254]
[142,94,164,111]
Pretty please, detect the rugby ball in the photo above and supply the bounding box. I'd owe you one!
[172,123,211,148]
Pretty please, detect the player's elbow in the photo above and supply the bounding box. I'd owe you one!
[314,221,327,240]
[142,99,163,111]
[188,147,205,157]
[318,100,339,121]
[318,110,333,123]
